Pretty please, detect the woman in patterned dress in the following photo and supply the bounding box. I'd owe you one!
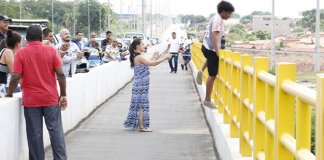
[124,38,171,132]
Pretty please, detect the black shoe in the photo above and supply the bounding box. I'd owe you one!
[170,70,174,73]
[174,71,177,74]
[181,64,184,70]
[185,67,188,70]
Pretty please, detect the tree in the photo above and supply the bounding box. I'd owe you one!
[240,11,271,24]
[229,24,245,35]
[255,30,271,40]
[298,9,324,32]
[232,13,240,19]
[178,14,207,26]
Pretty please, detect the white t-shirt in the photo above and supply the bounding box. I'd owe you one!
[203,14,225,51]
[169,38,181,53]
[183,39,193,50]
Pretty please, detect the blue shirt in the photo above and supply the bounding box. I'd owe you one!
[71,38,82,50]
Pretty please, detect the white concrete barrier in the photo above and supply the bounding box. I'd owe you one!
[0,60,133,160]
[189,61,252,160]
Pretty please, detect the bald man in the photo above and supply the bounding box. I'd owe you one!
[56,28,84,76]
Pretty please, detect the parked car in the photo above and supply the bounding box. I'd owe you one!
[122,32,150,47]
[9,19,49,46]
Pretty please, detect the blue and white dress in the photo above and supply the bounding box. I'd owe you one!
[124,64,150,129]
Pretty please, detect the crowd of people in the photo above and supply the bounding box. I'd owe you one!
[0,16,130,96]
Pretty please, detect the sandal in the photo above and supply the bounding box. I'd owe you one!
[139,128,153,132]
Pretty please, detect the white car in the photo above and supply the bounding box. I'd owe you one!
[122,33,150,47]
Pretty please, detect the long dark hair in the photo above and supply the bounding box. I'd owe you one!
[129,38,142,68]
[6,30,22,49]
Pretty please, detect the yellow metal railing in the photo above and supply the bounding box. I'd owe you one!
[191,42,324,160]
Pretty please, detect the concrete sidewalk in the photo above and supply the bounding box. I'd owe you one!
[45,62,218,160]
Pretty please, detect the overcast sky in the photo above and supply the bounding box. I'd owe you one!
[102,0,323,18]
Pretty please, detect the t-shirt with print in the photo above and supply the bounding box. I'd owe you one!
[203,14,224,52]
[13,41,62,107]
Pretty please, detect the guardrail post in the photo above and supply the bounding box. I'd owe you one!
[316,74,324,160]
[275,63,296,160]
[230,52,241,137]
[218,50,225,114]
[224,50,232,124]
[265,75,275,159]
[253,57,269,158]
[240,54,253,156]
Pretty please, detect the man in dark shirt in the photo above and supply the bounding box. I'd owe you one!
[101,31,112,51]
[71,31,84,50]
[0,15,12,50]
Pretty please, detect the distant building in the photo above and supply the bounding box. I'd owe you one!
[252,15,291,36]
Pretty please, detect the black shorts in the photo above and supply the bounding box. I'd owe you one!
[201,45,219,76]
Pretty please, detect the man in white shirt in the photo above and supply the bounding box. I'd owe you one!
[56,28,83,77]
[167,32,181,73]
[196,1,234,109]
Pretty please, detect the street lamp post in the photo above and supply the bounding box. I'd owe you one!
[20,0,22,19]
[107,0,111,31]
[142,0,145,35]
[87,0,90,39]
[270,0,275,69]
[314,0,321,72]
[52,0,54,33]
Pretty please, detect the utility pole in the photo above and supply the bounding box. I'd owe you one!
[150,0,153,38]
[314,0,320,72]
[52,0,54,33]
[87,0,90,39]
[20,0,22,19]
[107,0,111,31]
[142,0,145,34]
[73,0,76,36]
[270,0,275,69]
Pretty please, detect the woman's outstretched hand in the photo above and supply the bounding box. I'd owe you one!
[153,51,160,59]
[164,53,172,60]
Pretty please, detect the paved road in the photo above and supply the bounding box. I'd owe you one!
[45,62,218,160]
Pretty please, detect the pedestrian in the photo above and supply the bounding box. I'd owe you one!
[196,1,234,109]
[101,31,112,51]
[0,15,11,42]
[6,25,68,160]
[0,30,22,96]
[71,31,84,50]
[0,15,12,51]
[42,28,54,46]
[124,38,171,132]
[181,36,193,70]
[56,28,83,76]
[167,32,181,73]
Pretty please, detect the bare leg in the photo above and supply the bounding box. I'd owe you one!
[200,60,207,72]
[205,76,216,101]
[138,108,152,132]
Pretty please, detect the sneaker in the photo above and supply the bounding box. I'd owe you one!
[196,71,203,85]
[203,101,216,109]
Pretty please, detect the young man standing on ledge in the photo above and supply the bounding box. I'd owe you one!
[196,1,235,109]
[6,25,68,160]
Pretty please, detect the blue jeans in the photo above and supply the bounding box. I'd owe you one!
[168,52,179,72]
[24,105,67,160]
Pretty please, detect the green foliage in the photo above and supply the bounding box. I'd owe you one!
[298,9,324,32]
[240,11,271,23]
[0,0,118,36]
[255,30,271,40]
[178,14,207,26]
